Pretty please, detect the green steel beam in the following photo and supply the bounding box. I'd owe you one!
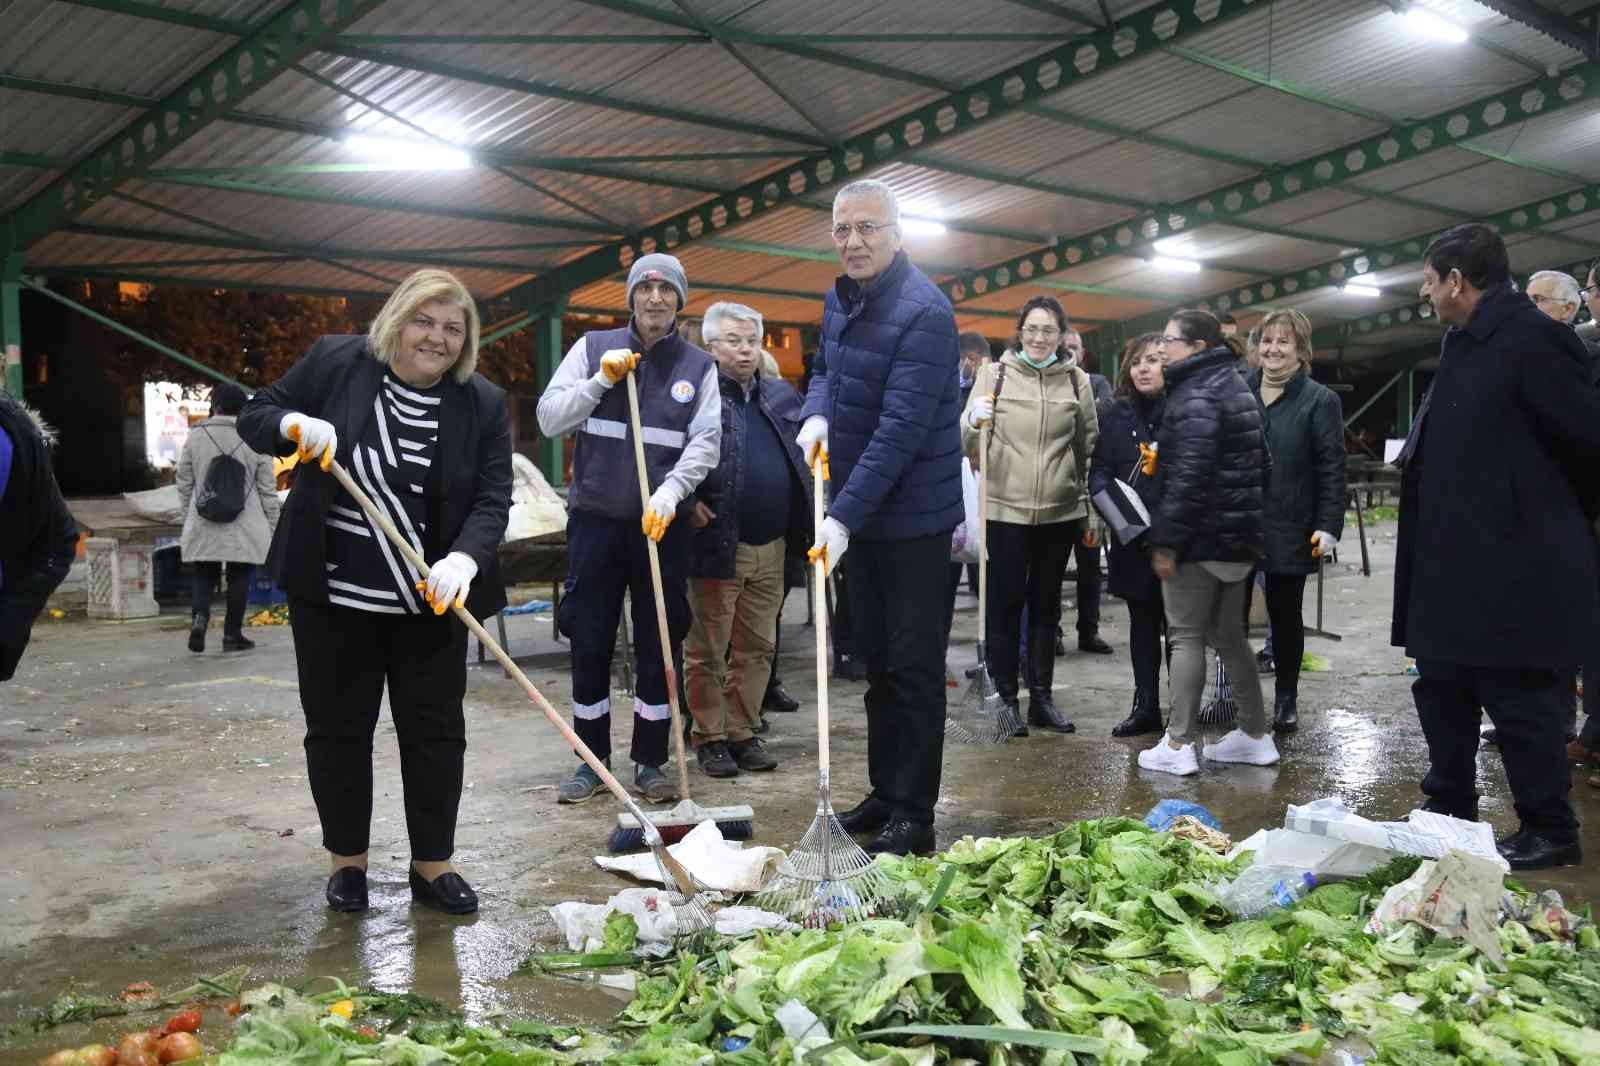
[533,298,569,485]
[0,72,151,110]
[480,313,535,347]
[19,276,249,389]
[1105,182,1600,339]
[0,152,71,169]
[942,61,1600,306]
[508,0,1268,308]
[340,31,1085,44]
[144,173,623,235]
[32,266,384,299]
[43,253,302,272]
[61,223,581,273]
[2,253,22,397]
[56,0,248,35]
[2,0,392,254]
[988,0,1101,30]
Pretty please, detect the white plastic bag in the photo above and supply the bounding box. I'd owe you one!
[1366,852,1506,967]
[950,457,981,563]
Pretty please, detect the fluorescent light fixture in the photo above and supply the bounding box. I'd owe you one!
[1152,236,1195,256]
[345,134,472,170]
[1344,277,1382,297]
[1152,255,1202,273]
[900,216,947,236]
[1403,7,1468,44]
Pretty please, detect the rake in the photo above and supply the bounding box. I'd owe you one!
[1198,650,1239,728]
[606,369,755,852]
[946,363,1022,745]
[322,456,713,936]
[752,451,903,928]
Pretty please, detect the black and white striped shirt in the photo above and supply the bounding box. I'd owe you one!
[324,373,441,613]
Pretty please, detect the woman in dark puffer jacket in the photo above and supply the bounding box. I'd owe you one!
[1089,333,1168,738]
[1140,310,1277,777]
[1245,309,1346,734]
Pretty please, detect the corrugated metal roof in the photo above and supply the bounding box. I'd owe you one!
[1027,140,1257,210]
[1401,161,1582,217]
[1279,198,1463,246]
[1143,87,1388,167]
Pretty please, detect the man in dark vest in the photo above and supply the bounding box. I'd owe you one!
[537,253,721,805]
[0,391,77,682]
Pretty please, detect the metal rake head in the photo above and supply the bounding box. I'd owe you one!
[945,658,1019,745]
[1197,651,1238,728]
[649,836,717,938]
[751,812,904,928]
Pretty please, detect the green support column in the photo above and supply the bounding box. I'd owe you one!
[1,254,24,398]
[1395,370,1415,436]
[534,298,569,486]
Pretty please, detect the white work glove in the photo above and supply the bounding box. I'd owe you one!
[279,412,337,471]
[594,348,641,387]
[1310,530,1339,559]
[808,516,850,576]
[967,393,996,429]
[419,551,477,614]
[642,483,684,542]
[796,416,829,465]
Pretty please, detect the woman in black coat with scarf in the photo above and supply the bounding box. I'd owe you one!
[239,268,511,916]
[1089,333,1168,737]
[1245,309,1345,733]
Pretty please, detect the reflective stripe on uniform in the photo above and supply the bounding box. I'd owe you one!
[635,699,671,722]
[574,697,611,721]
[580,417,686,450]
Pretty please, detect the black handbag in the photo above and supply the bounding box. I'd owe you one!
[1092,452,1153,547]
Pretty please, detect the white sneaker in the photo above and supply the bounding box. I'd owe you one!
[1206,728,1280,766]
[1137,734,1200,776]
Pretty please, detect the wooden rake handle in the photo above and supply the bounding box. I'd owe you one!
[812,451,831,780]
[323,459,664,844]
[623,371,693,804]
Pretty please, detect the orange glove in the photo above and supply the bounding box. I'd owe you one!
[1083,527,1099,549]
[598,349,641,385]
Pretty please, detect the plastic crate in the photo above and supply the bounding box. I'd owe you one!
[248,571,287,606]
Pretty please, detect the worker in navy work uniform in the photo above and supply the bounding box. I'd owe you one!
[537,253,721,806]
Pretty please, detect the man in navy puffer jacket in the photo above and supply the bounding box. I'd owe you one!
[796,179,963,857]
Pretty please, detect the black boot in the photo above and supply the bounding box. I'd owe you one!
[763,679,799,713]
[188,611,208,653]
[837,794,892,834]
[1112,689,1162,737]
[863,819,936,857]
[1273,693,1299,733]
[1007,700,1027,738]
[1027,634,1074,733]
[222,632,256,652]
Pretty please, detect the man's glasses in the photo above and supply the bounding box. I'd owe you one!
[1020,325,1061,339]
[831,221,892,242]
[1529,293,1568,307]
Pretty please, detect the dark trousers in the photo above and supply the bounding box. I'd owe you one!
[944,562,965,648]
[1074,538,1102,637]
[191,561,253,637]
[1255,573,1307,699]
[986,519,1078,702]
[1127,594,1167,697]
[852,533,951,825]
[557,510,690,768]
[0,559,71,682]
[288,598,468,860]
[1414,658,1578,839]
[832,558,854,657]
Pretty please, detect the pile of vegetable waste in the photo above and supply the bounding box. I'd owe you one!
[14,818,1600,1065]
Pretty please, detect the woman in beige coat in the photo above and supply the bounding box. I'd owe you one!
[176,383,280,653]
[961,295,1098,734]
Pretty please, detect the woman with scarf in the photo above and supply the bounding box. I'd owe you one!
[960,296,1098,735]
[1089,333,1169,737]
[1245,308,1346,733]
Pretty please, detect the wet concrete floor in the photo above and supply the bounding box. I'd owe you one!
[3,519,1597,1060]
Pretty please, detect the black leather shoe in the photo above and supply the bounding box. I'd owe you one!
[1256,648,1276,675]
[188,612,208,654]
[1028,693,1076,734]
[1112,691,1162,738]
[1497,829,1582,871]
[325,866,368,912]
[410,867,478,914]
[863,819,936,857]
[222,634,256,652]
[1421,797,1480,823]
[1272,694,1299,733]
[763,681,799,713]
[837,794,892,835]
[1078,634,1113,655]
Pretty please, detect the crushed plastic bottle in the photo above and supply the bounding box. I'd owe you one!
[1218,865,1317,919]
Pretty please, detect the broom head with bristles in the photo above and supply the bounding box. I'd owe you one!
[608,799,756,852]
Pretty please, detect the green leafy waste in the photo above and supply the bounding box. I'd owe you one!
[16,820,1600,1065]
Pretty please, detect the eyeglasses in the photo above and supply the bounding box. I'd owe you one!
[1020,325,1061,339]
[1157,335,1197,348]
[1583,283,1598,302]
[1529,293,1570,307]
[831,220,892,242]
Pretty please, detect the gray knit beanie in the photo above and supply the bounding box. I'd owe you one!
[626,253,688,311]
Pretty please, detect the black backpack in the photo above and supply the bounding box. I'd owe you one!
[194,426,252,523]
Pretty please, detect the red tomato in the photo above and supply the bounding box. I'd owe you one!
[162,1012,201,1035]
[223,1001,242,1017]
[117,1032,158,1062]
[155,1034,203,1064]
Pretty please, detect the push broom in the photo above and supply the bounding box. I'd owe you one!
[752,451,903,928]
[946,362,1022,744]
[313,451,713,935]
[606,368,755,851]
